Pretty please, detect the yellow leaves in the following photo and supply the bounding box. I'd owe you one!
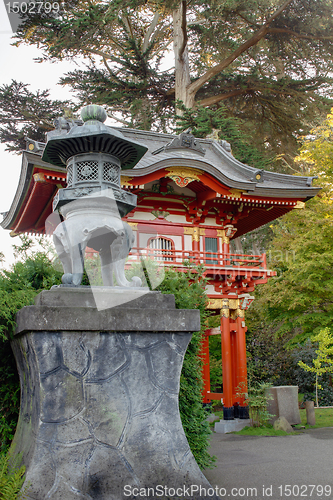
[25,26,37,41]
[295,108,333,184]
[298,328,333,377]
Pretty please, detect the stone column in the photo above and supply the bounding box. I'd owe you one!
[11,288,220,500]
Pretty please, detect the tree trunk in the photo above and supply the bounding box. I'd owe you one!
[173,2,193,114]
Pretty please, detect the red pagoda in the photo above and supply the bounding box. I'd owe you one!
[2,125,319,420]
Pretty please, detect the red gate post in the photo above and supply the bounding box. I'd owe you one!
[230,328,238,406]
[236,309,249,418]
[220,299,234,420]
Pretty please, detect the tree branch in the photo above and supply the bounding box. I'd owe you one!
[123,16,134,39]
[142,11,160,53]
[187,0,294,98]
[102,57,113,75]
[197,89,249,107]
[179,1,188,61]
[268,27,333,41]
[235,10,260,28]
[85,48,119,60]
[106,113,131,126]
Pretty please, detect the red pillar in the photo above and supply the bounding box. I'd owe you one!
[221,299,234,420]
[236,311,249,418]
[230,328,238,402]
[200,332,211,404]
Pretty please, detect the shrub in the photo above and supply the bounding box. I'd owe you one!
[0,450,28,499]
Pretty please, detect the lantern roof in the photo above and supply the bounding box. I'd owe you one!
[42,105,148,170]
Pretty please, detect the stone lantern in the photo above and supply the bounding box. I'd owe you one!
[42,104,147,287]
[11,104,220,499]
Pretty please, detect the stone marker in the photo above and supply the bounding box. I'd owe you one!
[267,386,301,425]
[11,288,220,500]
[305,400,316,426]
[273,416,294,433]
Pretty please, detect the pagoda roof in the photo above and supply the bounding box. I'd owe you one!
[1,126,320,237]
[119,128,318,198]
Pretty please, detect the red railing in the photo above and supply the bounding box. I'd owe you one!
[128,247,267,270]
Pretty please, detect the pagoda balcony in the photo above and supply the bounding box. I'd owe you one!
[128,247,273,282]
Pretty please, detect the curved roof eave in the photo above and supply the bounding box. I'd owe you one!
[122,158,320,199]
[117,127,319,196]
[1,152,65,231]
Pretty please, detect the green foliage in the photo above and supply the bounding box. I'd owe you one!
[0,238,62,452]
[240,382,273,428]
[246,194,333,348]
[175,105,273,170]
[156,264,215,469]
[242,108,333,397]
[0,450,28,499]
[246,323,296,388]
[295,108,333,180]
[292,341,333,406]
[298,329,333,407]
[0,80,73,153]
[3,0,333,164]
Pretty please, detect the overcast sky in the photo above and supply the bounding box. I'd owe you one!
[0,6,76,266]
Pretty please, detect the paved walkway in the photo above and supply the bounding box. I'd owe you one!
[203,428,333,500]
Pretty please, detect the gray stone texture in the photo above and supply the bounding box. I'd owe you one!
[273,416,294,433]
[12,289,219,500]
[305,400,316,425]
[266,386,301,425]
[214,419,251,434]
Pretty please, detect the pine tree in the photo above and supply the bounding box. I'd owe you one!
[2,0,333,166]
[0,81,73,153]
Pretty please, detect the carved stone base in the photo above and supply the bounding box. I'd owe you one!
[12,289,220,500]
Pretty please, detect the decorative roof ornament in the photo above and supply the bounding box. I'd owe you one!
[219,140,232,153]
[165,167,204,187]
[153,129,206,156]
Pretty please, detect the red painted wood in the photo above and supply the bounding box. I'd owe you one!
[221,316,233,408]
[236,316,248,406]
[230,329,238,405]
[204,392,224,401]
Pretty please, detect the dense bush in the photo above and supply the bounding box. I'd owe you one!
[156,264,215,469]
[0,239,62,451]
[0,451,27,499]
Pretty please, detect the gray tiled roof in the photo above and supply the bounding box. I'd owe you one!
[116,127,320,198]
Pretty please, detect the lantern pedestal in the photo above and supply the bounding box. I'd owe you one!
[12,289,220,500]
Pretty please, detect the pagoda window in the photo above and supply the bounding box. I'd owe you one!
[205,237,218,265]
[148,237,174,261]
